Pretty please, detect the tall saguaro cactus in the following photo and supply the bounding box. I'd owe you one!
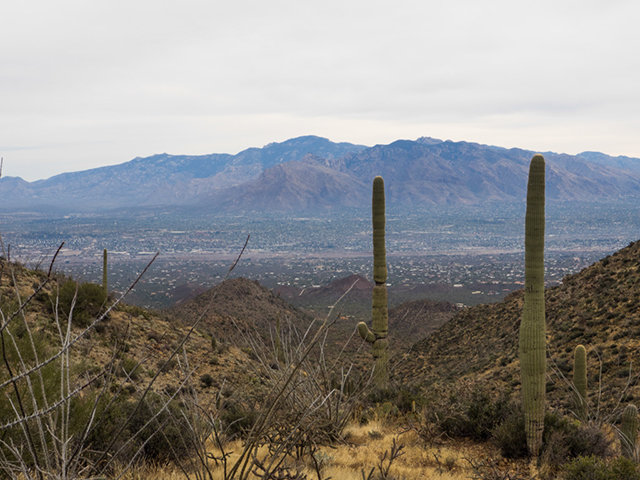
[519,154,546,458]
[573,344,588,421]
[103,248,108,298]
[358,176,389,387]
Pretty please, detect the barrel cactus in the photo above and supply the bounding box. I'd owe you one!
[519,154,546,457]
[358,176,389,387]
[573,344,588,422]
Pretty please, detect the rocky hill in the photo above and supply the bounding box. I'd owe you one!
[397,239,640,415]
[165,277,316,347]
[2,135,640,212]
[164,274,459,370]
[0,259,263,408]
[274,273,375,311]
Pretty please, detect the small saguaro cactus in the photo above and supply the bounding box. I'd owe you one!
[103,248,108,297]
[358,176,389,387]
[519,154,546,458]
[275,313,285,363]
[573,344,588,421]
[622,404,638,459]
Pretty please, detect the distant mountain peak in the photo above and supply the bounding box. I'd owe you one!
[415,136,444,145]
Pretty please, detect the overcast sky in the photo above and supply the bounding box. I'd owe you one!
[2,0,639,181]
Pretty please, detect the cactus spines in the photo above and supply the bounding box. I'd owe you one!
[102,248,108,297]
[358,176,389,387]
[573,344,588,421]
[622,404,638,459]
[519,154,546,457]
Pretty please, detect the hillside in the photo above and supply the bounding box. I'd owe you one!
[398,239,640,415]
[387,299,459,351]
[209,156,369,211]
[165,277,316,345]
[0,259,270,415]
[2,135,640,212]
[273,273,375,316]
[165,274,459,371]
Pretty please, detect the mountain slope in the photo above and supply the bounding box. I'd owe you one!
[388,299,459,351]
[334,140,640,204]
[165,277,315,344]
[577,151,640,172]
[0,136,366,211]
[208,156,368,211]
[3,136,640,212]
[397,239,640,413]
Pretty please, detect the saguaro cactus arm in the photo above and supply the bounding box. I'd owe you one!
[357,322,376,343]
[519,154,546,458]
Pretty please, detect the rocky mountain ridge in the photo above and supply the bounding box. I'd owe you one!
[2,135,640,212]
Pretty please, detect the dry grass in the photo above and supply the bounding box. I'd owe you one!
[112,421,498,480]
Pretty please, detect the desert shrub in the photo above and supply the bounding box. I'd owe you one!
[438,388,513,440]
[542,413,611,463]
[119,356,140,381]
[563,455,640,480]
[219,400,258,439]
[366,385,425,414]
[85,392,193,465]
[492,405,528,459]
[55,279,107,327]
[200,373,214,388]
[493,408,611,464]
[117,303,151,320]
[157,358,178,372]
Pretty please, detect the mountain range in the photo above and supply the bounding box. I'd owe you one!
[2,135,640,212]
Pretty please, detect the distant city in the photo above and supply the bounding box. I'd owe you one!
[3,201,637,310]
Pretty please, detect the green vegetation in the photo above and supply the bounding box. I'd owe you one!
[563,455,640,480]
[54,278,107,327]
[622,403,638,459]
[275,312,284,363]
[358,176,389,387]
[519,154,546,457]
[103,247,108,297]
[573,344,588,421]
